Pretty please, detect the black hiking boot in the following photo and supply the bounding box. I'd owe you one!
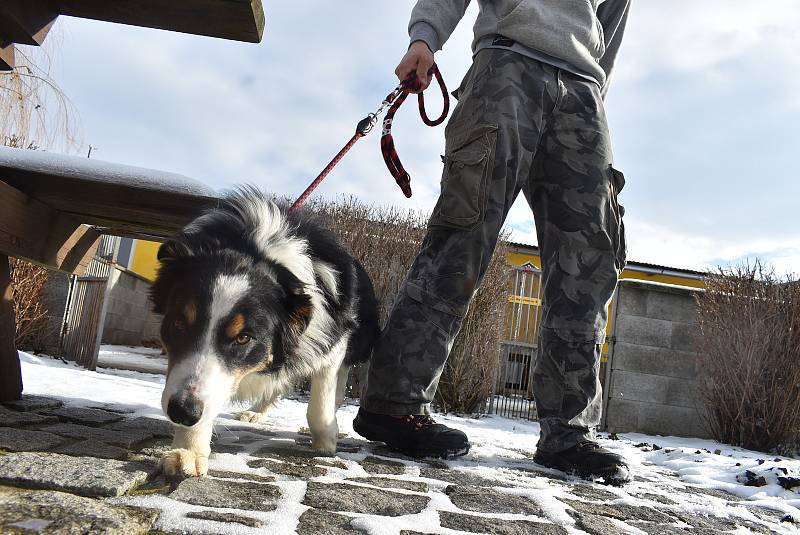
[353,408,471,459]
[534,441,631,485]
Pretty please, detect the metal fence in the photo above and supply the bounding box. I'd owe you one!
[487,264,543,420]
[59,236,119,369]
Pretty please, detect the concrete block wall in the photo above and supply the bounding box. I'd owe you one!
[604,279,710,438]
[102,266,161,347]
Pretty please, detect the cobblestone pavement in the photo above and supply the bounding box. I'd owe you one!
[0,394,797,534]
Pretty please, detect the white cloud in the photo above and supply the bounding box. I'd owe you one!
[45,2,800,277]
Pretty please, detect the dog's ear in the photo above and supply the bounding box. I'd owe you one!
[275,267,313,336]
[151,239,189,314]
[285,280,313,336]
[157,239,188,262]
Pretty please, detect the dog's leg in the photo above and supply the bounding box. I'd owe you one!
[335,365,349,409]
[161,422,213,478]
[238,392,280,424]
[307,365,340,453]
[307,338,349,453]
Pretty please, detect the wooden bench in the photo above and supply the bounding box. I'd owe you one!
[0,145,219,401]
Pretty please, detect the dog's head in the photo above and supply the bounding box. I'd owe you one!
[151,241,312,428]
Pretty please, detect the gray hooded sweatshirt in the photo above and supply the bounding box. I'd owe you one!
[409,0,630,95]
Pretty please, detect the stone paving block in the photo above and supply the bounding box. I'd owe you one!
[681,485,741,502]
[1,395,63,412]
[170,477,280,511]
[253,441,324,460]
[0,452,151,497]
[55,439,129,460]
[297,509,366,535]
[567,484,620,502]
[185,510,265,528]
[0,486,159,534]
[108,416,174,438]
[445,485,543,516]
[633,492,678,505]
[207,469,276,483]
[40,422,154,448]
[562,499,675,524]
[361,455,406,475]
[669,510,768,533]
[47,406,124,426]
[572,512,629,535]
[439,511,568,535]
[86,404,136,415]
[247,457,327,478]
[0,405,58,427]
[419,467,512,488]
[626,521,687,535]
[303,482,429,516]
[347,477,429,493]
[0,427,68,452]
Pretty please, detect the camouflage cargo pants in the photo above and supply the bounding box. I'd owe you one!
[361,48,626,453]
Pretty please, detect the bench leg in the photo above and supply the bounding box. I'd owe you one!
[0,254,23,401]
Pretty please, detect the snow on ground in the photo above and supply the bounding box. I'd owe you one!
[97,344,167,375]
[17,351,800,533]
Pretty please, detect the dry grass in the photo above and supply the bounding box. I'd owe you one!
[695,262,800,454]
[309,196,510,413]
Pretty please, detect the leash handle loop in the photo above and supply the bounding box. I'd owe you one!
[380,63,449,198]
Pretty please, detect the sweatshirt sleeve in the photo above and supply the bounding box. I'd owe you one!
[408,0,473,52]
[596,0,631,99]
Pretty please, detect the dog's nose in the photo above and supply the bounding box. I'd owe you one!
[167,396,204,427]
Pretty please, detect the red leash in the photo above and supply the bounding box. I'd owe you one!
[289,65,449,213]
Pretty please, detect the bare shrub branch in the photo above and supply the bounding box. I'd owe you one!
[9,259,54,351]
[695,261,800,454]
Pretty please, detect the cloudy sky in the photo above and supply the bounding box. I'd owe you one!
[41,1,800,273]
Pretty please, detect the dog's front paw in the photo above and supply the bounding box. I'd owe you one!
[311,434,337,454]
[161,448,208,478]
[237,410,267,424]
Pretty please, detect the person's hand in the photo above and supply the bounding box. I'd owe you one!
[395,41,434,92]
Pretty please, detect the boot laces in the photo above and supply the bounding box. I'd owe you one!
[398,414,436,429]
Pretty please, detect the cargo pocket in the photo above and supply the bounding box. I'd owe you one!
[609,166,627,271]
[432,124,498,231]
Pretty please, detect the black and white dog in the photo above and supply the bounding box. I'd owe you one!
[151,188,380,477]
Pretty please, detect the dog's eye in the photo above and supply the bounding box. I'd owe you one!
[234,334,252,345]
[173,318,186,331]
